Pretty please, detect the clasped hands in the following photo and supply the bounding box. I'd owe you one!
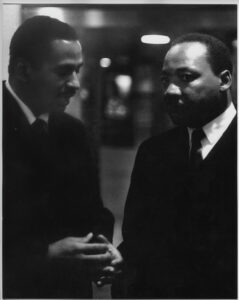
[48,232,123,286]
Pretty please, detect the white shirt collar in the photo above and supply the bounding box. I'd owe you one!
[188,102,236,145]
[202,102,236,144]
[5,80,49,124]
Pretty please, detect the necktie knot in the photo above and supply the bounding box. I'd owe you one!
[191,128,205,148]
[31,118,48,135]
[30,118,50,160]
[189,128,205,168]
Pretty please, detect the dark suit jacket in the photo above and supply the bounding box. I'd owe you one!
[113,119,237,298]
[2,82,114,298]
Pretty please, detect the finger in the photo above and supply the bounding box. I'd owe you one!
[95,236,121,260]
[101,268,122,276]
[95,266,121,282]
[96,234,110,244]
[96,238,120,254]
[110,248,123,265]
[74,243,109,254]
[92,265,114,280]
[96,266,115,277]
[76,252,112,262]
[82,232,94,243]
[72,233,93,244]
[95,276,115,287]
[111,256,123,265]
[102,266,115,273]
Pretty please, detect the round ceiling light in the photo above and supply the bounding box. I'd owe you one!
[100,58,112,68]
[141,34,170,45]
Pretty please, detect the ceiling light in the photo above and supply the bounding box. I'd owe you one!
[141,34,170,45]
[100,58,111,68]
[36,7,65,22]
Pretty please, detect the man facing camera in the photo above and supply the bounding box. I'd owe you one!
[3,15,121,298]
[113,33,237,298]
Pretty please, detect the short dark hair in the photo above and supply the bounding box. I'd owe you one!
[9,15,78,75]
[170,33,233,75]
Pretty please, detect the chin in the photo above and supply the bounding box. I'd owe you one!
[170,111,204,128]
[169,114,184,126]
[52,106,66,113]
[59,106,67,112]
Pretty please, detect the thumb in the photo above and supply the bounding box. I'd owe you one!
[82,232,94,243]
[96,234,110,244]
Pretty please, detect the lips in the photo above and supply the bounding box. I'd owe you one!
[165,92,183,105]
[62,100,69,107]
[62,91,76,99]
[59,92,75,106]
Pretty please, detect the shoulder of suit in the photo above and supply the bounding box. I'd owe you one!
[49,112,91,143]
[138,126,182,152]
[50,111,85,129]
[3,81,25,122]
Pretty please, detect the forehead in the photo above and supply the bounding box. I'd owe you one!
[44,39,83,65]
[163,42,210,71]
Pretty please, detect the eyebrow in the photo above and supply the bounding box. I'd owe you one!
[64,61,83,66]
[161,67,198,74]
[57,62,84,69]
[176,67,195,72]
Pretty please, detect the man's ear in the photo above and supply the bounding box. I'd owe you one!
[219,70,232,92]
[14,59,31,82]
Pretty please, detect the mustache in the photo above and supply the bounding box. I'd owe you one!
[164,94,184,107]
[62,88,77,98]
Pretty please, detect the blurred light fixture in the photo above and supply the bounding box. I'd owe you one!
[141,34,170,45]
[100,58,111,68]
[36,7,65,22]
[115,75,132,96]
[84,10,105,27]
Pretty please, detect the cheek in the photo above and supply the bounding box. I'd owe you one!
[185,80,219,102]
[38,71,62,87]
[198,85,219,101]
[41,78,62,95]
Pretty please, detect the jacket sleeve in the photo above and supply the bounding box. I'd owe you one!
[66,119,115,242]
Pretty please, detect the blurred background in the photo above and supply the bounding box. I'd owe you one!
[2,3,237,298]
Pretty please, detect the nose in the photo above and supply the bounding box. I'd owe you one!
[165,83,181,95]
[67,72,80,90]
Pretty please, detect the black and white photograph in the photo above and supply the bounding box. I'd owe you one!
[2,1,237,298]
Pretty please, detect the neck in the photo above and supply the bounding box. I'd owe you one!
[9,77,39,116]
[226,90,233,106]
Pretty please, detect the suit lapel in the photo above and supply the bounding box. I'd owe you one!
[202,116,237,167]
[3,82,31,138]
[169,126,190,169]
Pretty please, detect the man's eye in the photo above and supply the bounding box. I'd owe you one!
[57,69,71,76]
[57,67,81,77]
[75,66,80,74]
[180,73,195,82]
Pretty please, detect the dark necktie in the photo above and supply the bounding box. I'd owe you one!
[31,118,48,137]
[31,118,49,158]
[189,128,205,169]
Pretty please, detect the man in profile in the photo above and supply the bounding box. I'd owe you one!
[113,33,237,298]
[3,15,121,298]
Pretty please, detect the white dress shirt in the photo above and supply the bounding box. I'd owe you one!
[5,80,49,124]
[188,102,236,159]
